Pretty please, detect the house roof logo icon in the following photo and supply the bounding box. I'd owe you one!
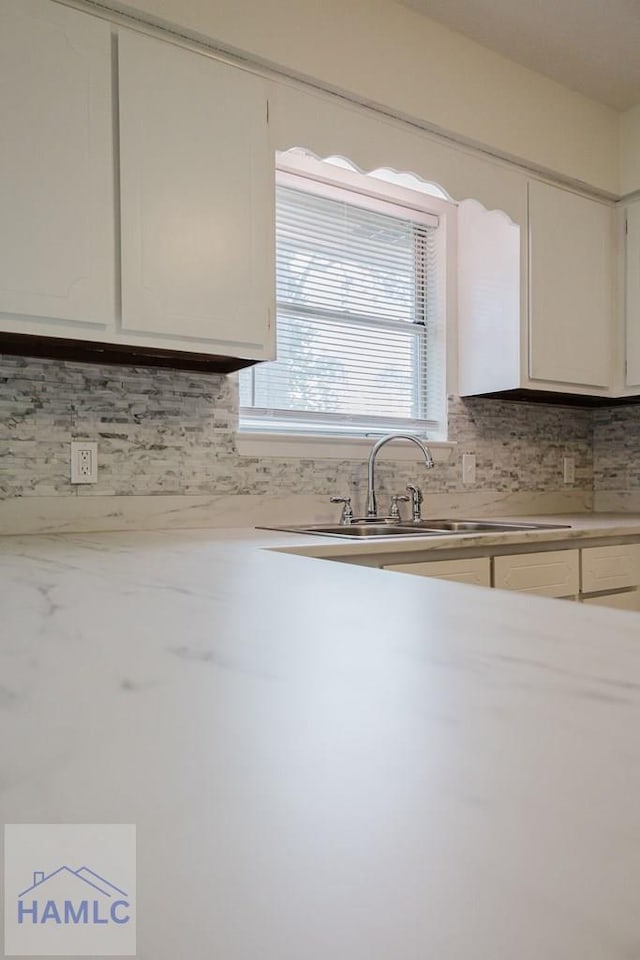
[19,866,127,899]
[4,823,136,957]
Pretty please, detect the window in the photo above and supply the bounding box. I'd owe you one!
[239,156,448,440]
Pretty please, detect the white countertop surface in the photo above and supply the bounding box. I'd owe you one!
[2,516,640,958]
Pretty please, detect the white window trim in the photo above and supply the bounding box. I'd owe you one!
[276,168,440,228]
[236,432,456,462]
[238,151,458,453]
[276,151,452,216]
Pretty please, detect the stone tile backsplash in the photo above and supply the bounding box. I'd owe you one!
[1,354,594,509]
[593,406,640,494]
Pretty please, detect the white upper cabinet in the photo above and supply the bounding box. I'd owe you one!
[625,202,640,388]
[0,0,115,329]
[457,199,521,396]
[528,180,613,389]
[458,179,616,398]
[118,29,275,361]
[0,4,274,367]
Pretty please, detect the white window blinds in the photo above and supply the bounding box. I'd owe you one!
[240,178,442,437]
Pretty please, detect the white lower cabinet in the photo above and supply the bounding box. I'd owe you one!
[579,544,640,609]
[382,557,491,586]
[382,541,640,611]
[494,550,580,598]
[581,544,640,593]
[581,591,640,611]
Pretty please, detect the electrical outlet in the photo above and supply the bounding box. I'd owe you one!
[71,441,98,484]
[462,453,476,485]
[563,456,575,485]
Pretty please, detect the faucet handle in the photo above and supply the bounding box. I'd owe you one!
[406,484,423,521]
[330,496,354,525]
[389,494,410,521]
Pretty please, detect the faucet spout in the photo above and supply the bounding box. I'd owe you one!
[366,433,434,519]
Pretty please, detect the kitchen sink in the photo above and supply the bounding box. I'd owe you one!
[262,519,571,539]
[271,523,441,539]
[401,519,572,533]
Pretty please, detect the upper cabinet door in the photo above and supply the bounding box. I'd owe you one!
[528,180,613,389]
[625,203,640,388]
[0,0,115,327]
[118,30,275,360]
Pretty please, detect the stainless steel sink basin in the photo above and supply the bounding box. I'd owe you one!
[402,519,572,533]
[262,518,571,539]
[273,523,441,539]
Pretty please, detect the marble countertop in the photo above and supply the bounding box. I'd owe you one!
[3,518,640,958]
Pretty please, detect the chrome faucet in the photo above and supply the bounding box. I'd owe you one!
[366,434,434,518]
[406,483,423,521]
[330,495,354,525]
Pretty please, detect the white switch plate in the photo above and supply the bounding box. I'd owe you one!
[71,441,98,484]
[563,456,575,485]
[462,453,476,485]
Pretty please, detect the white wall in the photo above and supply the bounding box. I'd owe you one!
[620,104,640,196]
[111,0,619,194]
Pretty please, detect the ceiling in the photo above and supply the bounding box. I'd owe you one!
[399,0,640,110]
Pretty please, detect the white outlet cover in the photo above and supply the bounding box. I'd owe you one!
[71,441,98,484]
[462,453,476,485]
[563,456,575,485]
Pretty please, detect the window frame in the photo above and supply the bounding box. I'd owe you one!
[237,152,457,459]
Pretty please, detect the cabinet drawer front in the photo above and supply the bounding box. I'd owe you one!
[581,590,640,611]
[494,550,579,597]
[581,544,640,593]
[383,558,491,586]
